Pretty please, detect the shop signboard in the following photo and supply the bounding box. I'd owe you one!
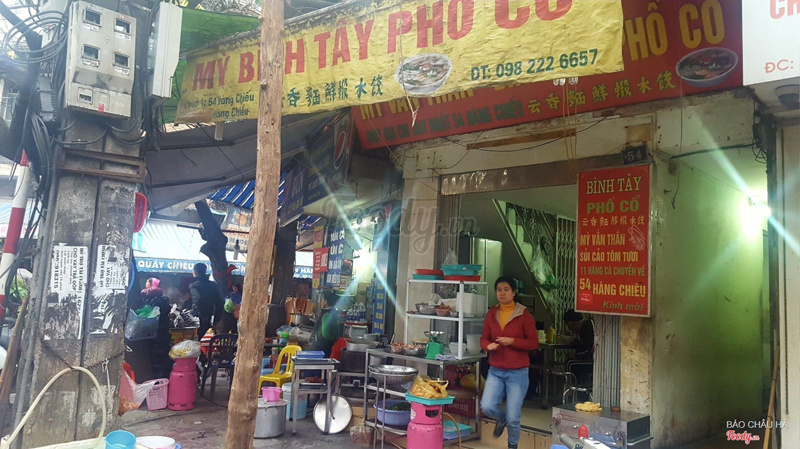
[294,266,313,279]
[176,0,624,122]
[742,0,800,85]
[136,258,246,275]
[280,166,306,227]
[313,247,329,274]
[372,281,387,334]
[305,113,354,205]
[326,227,346,287]
[576,165,650,317]
[354,0,743,149]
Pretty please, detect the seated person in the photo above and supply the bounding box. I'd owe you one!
[563,310,594,360]
[563,310,594,385]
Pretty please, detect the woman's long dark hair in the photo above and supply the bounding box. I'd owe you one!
[494,276,518,302]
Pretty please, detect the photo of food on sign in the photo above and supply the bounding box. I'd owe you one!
[395,53,453,95]
[675,47,738,88]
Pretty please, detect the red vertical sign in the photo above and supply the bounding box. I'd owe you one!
[576,165,651,317]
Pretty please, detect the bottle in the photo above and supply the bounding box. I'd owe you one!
[578,423,589,438]
[547,325,555,344]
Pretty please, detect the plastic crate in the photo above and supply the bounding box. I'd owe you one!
[146,378,169,410]
[296,350,325,359]
[443,422,472,440]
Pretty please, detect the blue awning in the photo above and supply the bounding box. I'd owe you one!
[208,176,321,230]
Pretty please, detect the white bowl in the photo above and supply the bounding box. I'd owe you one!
[136,436,176,449]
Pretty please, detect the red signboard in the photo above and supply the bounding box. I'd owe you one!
[354,0,742,149]
[313,247,329,274]
[576,165,651,317]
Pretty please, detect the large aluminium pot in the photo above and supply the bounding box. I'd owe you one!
[255,399,288,438]
[346,338,379,352]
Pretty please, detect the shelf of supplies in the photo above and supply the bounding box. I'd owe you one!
[409,279,488,285]
[406,313,484,322]
[364,420,408,435]
[368,348,486,365]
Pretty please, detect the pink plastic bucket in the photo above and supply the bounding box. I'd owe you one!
[262,386,282,402]
[147,378,169,410]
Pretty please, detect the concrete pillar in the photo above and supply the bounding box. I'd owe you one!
[15,6,149,446]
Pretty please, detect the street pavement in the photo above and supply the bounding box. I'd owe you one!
[121,382,353,448]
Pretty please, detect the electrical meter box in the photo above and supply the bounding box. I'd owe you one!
[147,3,182,102]
[65,1,136,118]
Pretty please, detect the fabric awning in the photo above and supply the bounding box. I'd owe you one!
[132,219,246,275]
[207,175,322,230]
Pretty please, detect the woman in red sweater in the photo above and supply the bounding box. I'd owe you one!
[480,276,539,449]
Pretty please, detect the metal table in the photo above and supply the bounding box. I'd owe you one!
[363,348,486,448]
[290,357,339,435]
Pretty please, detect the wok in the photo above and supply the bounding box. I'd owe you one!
[346,338,379,352]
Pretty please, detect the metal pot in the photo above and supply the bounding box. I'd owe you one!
[255,399,288,438]
[363,333,380,343]
[290,313,308,326]
[346,338,379,352]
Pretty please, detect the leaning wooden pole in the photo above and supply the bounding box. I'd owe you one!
[224,2,283,447]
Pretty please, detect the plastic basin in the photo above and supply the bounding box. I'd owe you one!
[374,400,411,427]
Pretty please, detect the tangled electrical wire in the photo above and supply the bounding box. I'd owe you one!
[1,10,67,65]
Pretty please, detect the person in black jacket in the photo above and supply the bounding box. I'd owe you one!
[190,263,224,340]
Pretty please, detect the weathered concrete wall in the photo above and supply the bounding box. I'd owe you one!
[649,156,764,447]
[775,124,800,445]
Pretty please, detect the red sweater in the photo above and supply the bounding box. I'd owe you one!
[481,303,539,370]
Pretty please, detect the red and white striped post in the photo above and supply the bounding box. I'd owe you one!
[0,152,32,323]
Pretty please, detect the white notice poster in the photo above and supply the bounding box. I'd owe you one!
[90,245,129,336]
[45,245,88,339]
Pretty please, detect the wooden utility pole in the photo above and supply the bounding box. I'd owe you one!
[224,1,283,447]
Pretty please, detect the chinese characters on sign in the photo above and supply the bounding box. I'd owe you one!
[576,165,651,317]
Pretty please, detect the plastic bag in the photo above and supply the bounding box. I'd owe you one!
[443,249,458,266]
[124,307,159,341]
[350,421,374,447]
[119,369,156,415]
[409,375,448,399]
[532,244,558,291]
[169,339,201,360]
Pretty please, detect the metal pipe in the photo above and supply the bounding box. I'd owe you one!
[0,152,31,323]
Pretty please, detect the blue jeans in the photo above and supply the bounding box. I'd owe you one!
[481,367,529,448]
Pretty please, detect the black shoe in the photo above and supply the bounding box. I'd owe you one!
[493,418,506,438]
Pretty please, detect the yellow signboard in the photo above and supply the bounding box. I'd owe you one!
[176,0,624,122]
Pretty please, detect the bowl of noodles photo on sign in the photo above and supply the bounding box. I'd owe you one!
[395,53,453,96]
[675,47,738,88]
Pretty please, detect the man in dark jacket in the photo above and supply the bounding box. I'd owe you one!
[190,263,224,340]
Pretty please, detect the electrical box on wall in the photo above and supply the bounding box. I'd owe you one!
[147,3,182,102]
[65,1,136,118]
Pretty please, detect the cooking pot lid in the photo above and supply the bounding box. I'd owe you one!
[313,395,352,434]
[258,399,288,408]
